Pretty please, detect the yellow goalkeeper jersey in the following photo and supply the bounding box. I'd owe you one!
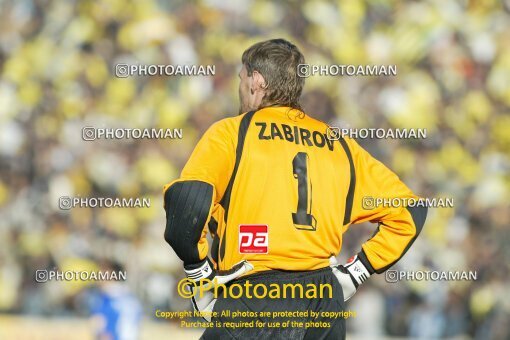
[164,106,425,275]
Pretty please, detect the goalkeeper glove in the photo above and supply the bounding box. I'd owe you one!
[330,255,372,301]
[184,258,253,321]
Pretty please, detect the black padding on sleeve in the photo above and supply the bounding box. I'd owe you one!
[164,181,213,265]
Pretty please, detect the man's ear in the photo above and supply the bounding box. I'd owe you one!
[251,71,267,92]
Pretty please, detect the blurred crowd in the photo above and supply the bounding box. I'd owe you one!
[0,0,509,338]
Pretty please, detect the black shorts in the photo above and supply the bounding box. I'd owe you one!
[201,266,346,340]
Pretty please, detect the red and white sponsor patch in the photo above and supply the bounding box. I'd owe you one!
[239,225,268,254]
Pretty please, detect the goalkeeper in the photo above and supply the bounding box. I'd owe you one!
[163,39,427,340]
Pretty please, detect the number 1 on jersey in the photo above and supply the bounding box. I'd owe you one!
[292,152,317,231]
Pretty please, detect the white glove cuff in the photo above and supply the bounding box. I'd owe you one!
[345,255,371,286]
[184,258,214,282]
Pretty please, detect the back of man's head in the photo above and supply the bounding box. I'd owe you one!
[242,39,305,111]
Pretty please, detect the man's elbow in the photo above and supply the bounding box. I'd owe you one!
[407,205,428,237]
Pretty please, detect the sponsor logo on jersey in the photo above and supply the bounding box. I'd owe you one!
[239,225,269,254]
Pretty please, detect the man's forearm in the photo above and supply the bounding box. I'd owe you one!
[361,206,428,273]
